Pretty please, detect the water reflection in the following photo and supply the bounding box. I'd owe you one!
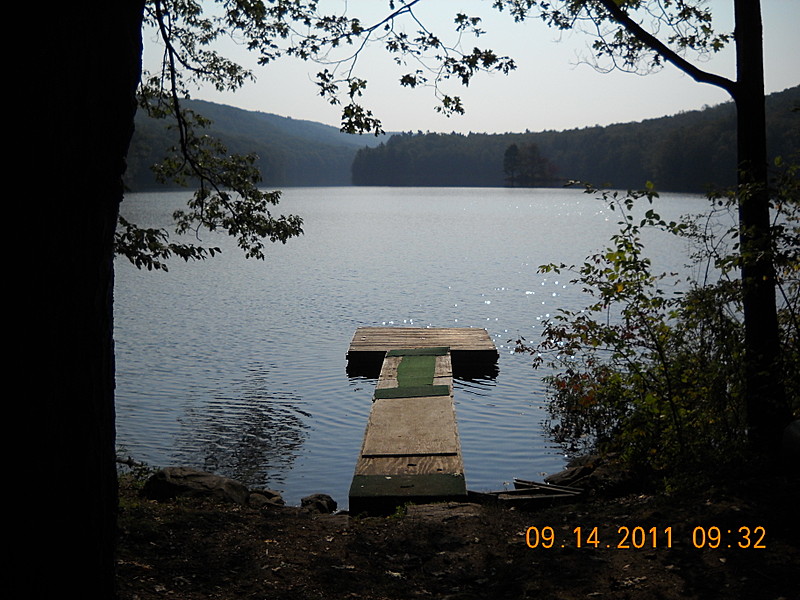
[175,366,309,490]
[345,352,499,381]
[454,376,498,397]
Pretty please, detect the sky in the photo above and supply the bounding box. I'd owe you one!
[146,0,800,134]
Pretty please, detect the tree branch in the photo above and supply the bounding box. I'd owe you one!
[596,0,736,97]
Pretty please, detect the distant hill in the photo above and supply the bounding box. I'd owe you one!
[125,99,386,190]
[126,87,799,193]
[352,85,799,192]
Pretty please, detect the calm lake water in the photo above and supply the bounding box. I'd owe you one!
[114,186,713,507]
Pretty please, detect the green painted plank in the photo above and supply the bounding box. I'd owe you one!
[373,385,450,399]
[396,354,436,387]
[349,473,467,499]
[386,346,450,357]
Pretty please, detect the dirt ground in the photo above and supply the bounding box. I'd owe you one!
[117,463,798,600]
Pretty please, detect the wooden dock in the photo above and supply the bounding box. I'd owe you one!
[346,326,499,378]
[348,328,499,515]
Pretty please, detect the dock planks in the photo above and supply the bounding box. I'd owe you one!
[348,328,498,515]
[348,326,496,354]
[360,396,461,457]
[349,349,467,514]
[346,327,498,378]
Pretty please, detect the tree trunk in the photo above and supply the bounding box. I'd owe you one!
[733,0,789,448]
[31,1,145,596]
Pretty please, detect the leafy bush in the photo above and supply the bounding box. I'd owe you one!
[520,166,799,486]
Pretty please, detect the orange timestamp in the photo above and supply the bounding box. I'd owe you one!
[525,525,767,549]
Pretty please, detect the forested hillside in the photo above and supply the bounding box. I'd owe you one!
[127,87,798,192]
[125,99,385,190]
[352,85,799,192]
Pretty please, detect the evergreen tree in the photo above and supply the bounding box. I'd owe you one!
[504,143,521,186]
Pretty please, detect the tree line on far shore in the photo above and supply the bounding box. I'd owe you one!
[125,86,797,194]
[351,85,798,192]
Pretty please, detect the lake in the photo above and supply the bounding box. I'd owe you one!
[114,186,714,507]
